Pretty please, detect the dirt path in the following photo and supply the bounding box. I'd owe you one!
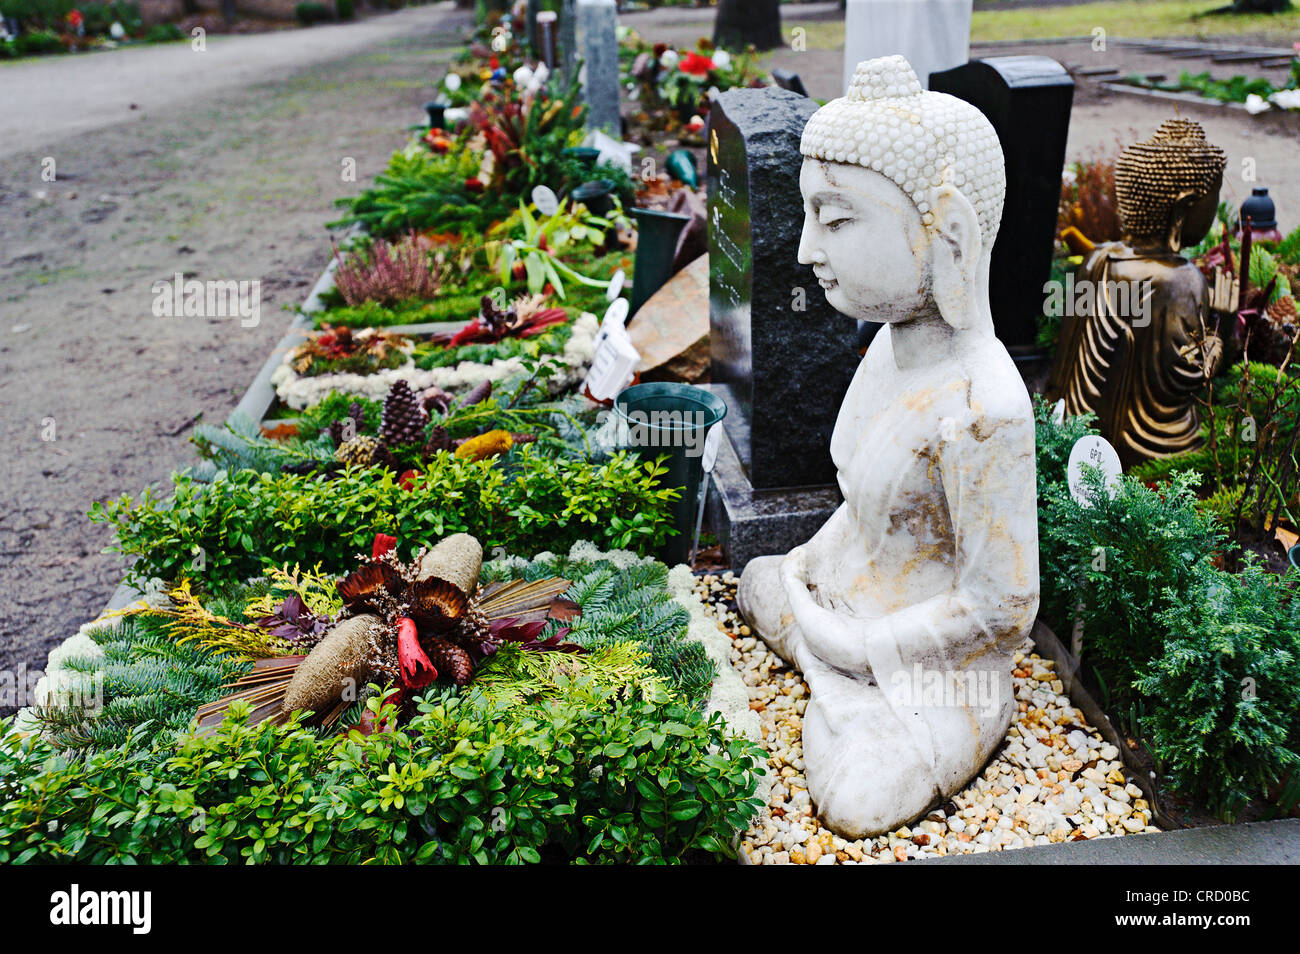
[0,5,472,159]
[0,4,473,693]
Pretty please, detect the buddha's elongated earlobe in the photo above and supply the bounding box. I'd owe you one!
[928,184,987,332]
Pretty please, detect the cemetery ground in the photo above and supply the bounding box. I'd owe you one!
[0,3,473,692]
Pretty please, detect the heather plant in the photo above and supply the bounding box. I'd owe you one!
[332,233,440,308]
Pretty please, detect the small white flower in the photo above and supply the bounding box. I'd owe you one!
[589,765,605,780]
[1061,167,1077,187]
[444,73,462,92]
[109,21,125,40]
[1244,93,1271,115]
[659,49,679,69]
[513,65,534,87]
[713,49,731,69]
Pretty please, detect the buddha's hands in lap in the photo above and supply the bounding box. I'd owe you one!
[781,550,871,676]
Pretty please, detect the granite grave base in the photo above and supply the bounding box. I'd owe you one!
[704,413,841,574]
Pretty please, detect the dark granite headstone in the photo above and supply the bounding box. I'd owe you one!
[929,56,1074,356]
[708,87,860,491]
[771,68,808,97]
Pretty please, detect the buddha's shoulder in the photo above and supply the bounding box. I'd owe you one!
[955,340,1033,424]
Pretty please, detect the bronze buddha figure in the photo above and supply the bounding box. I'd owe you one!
[1048,119,1227,467]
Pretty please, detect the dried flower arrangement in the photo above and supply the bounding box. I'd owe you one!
[289,325,411,378]
[434,293,568,348]
[193,532,580,733]
[1057,155,1122,247]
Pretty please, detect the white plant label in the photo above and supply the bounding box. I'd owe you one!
[531,185,559,216]
[606,269,626,302]
[701,424,721,474]
[592,297,630,351]
[583,326,639,402]
[1067,436,1121,507]
[1051,398,1066,426]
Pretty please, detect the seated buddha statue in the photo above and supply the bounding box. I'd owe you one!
[1047,118,1226,467]
[737,56,1040,840]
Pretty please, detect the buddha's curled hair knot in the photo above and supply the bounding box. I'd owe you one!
[799,54,1006,248]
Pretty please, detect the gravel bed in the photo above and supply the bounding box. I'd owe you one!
[693,573,1161,864]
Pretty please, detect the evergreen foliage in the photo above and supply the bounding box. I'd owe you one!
[90,449,679,588]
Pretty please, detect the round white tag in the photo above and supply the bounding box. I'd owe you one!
[531,185,559,216]
[1067,436,1122,507]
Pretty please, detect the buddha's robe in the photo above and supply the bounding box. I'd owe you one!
[1050,242,1215,468]
[739,326,1039,838]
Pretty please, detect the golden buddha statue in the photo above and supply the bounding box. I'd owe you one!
[1048,119,1226,467]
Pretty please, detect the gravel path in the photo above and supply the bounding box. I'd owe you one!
[0,4,473,703]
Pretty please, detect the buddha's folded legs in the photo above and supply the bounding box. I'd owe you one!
[737,554,805,665]
[796,651,942,839]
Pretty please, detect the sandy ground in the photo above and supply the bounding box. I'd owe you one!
[2,0,1297,703]
[0,3,474,696]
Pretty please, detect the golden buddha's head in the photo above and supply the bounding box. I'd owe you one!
[1114,119,1226,253]
[796,56,1006,334]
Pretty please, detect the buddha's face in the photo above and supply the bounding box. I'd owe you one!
[797,159,931,324]
[1178,173,1222,249]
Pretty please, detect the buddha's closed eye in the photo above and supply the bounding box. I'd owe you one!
[817,203,854,230]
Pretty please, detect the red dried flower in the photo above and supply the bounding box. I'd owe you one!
[465,177,485,193]
[372,533,398,560]
[398,470,420,490]
[396,617,438,689]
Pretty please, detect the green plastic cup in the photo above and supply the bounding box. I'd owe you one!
[614,383,727,566]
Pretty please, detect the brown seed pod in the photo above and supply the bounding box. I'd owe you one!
[282,613,384,715]
[416,533,482,596]
[422,635,475,686]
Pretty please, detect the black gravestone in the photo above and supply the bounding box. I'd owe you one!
[771,68,808,98]
[708,87,861,491]
[929,56,1074,356]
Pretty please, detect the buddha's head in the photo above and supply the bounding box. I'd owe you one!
[1114,118,1226,253]
[797,56,1005,333]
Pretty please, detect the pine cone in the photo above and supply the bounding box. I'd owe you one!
[380,380,429,447]
[422,635,475,686]
[424,425,450,456]
[1267,295,1297,326]
[335,435,380,467]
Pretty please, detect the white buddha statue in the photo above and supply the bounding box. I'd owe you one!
[737,56,1040,839]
